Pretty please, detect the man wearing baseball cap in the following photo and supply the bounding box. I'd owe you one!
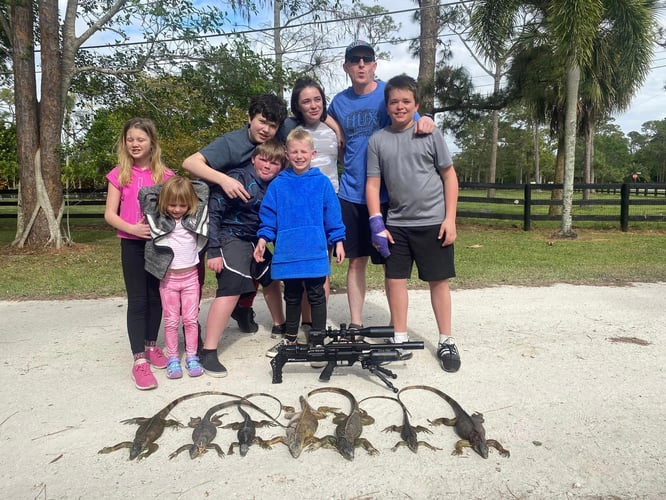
[328,40,435,335]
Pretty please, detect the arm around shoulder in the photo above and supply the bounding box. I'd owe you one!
[182,152,219,183]
[324,115,345,149]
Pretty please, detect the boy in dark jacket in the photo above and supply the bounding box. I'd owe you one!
[200,140,286,376]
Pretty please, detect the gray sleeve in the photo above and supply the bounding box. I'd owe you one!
[433,129,453,170]
[199,135,233,171]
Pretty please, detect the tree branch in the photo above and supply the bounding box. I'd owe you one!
[67,0,129,52]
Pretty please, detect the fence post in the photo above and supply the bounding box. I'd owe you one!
[620,183,629,232]
[523,183,532,231]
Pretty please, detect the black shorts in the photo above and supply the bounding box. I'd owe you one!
[384,225,455,281]
[215,239,273,298]
[339,198,385,264]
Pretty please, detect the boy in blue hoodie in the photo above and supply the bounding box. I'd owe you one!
[254,129,345,353]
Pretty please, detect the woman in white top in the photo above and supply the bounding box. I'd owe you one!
[289,76,340,192]
[288,76,341,334]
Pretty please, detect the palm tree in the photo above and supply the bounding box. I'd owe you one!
[579,7,655,199]
[472,0,656,237]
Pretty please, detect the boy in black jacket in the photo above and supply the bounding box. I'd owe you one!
[200,139,286,376]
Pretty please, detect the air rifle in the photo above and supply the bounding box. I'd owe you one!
[270,324,424,392]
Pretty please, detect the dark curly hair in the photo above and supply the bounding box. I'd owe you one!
[248,94,288,125]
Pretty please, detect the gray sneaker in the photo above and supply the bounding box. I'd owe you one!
[437,339,461,373]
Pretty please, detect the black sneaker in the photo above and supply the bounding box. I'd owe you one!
[271,323,286,339]
[200,350,228,378]
[231,306,259,333]
[437,339,461,373]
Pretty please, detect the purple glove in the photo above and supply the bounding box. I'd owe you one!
[369,215,390,257]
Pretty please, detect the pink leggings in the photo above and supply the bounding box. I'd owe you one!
[159,269,200,358]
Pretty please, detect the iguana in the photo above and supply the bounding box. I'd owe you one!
[168,400,236,460]
[399,385,510,459]
[265,395,337,458]
[98,390,239,460]
[307,387,377,461]
[361,395,440,453]
[224,392,286,457]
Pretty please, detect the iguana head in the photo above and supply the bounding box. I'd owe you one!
[190,442,207,459]
[286,429,304,458]
[469,430,489,459]
[129,442,143,460]
[337,438,355,461]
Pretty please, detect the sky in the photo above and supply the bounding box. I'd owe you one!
[233,0,665,152]
[66,0,666,143]
[349,3,666,138]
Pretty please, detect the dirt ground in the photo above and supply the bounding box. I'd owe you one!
[1,283,664,499]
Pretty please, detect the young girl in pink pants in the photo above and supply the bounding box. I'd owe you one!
[140,176,209,379]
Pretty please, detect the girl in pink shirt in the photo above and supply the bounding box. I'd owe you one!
[104,118,174,390]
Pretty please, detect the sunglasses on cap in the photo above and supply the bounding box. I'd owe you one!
[346,55,375,64]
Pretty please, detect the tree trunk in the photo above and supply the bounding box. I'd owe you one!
[487,63,502,199]
[558,64,579,238]
[11,0,66,248]
[11,0,40,246]
[583,117,595,201]
[273,0,284,99]
[416,0,437,115]
[549,134,565,217]
[532,119,540,184]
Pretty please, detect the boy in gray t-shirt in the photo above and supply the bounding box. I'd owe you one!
[365,74,461,373]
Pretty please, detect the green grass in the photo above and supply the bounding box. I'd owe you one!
[1,219,665,300]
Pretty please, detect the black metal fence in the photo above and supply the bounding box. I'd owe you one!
[447,182,665,231]
[2,183,666,231]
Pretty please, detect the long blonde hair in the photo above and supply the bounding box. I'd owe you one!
[158,177,199,218]
[115,117,168,186]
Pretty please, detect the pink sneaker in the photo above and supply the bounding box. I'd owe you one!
[132,362,157,390]
[145,346,167,369]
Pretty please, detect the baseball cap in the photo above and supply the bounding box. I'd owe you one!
[345,40,375,60]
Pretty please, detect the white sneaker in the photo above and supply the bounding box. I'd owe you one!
[266,338,297,358]
[266,339,287,358]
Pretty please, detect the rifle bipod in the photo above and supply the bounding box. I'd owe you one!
[361,358,399,393]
